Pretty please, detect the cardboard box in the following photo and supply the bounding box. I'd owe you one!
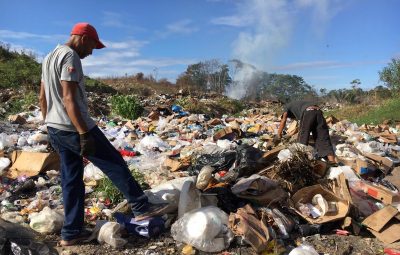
[286,121,298,136]
[147,111,160,121]
[332,173,353,204]
[364,153,394,173]
[162,158,190,172]
[8,114,26,125]
[291,184,350,224]
[213,127,233,141]
[208,118,222,126]
[379,133,398,144]
[355,158,370,175]
[7,151,60,179]
[383,166,400,191]
[363,182,400,205]
[337,157,357,169]
[261,146,285,161]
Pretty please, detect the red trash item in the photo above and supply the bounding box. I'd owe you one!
[218,170,227,177]
[335,229,349,236]
[385,248,400,255]
[119,149,136,157]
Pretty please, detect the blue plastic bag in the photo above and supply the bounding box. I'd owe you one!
[113,212,165,238]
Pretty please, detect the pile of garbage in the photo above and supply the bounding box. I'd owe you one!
[1,99,400,254]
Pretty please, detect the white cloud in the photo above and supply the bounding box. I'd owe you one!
[156,19,198,38]
[102,11,126,28]
[82,38,195,78]
[0,30,65,41]
[210,16,251,27]
[166,19,198,34]
[102,39,147,50]
[273,59,387,71]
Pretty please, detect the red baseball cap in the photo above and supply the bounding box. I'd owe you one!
[70,22,105,49]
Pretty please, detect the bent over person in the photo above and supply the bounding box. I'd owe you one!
[39,22,167,246]
[277,100,337,164]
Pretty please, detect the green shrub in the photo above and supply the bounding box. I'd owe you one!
[94,167,149,204]
[4,90,38,117]
[110,94,144,120]
[215,97,244,114]
[0,44,41,89]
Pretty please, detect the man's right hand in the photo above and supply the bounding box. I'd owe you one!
[80,132,96,156]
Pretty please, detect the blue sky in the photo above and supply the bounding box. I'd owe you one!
[0,0,399,92]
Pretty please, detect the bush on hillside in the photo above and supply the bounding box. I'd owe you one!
[110,94,144,120]
[0,51,41,89]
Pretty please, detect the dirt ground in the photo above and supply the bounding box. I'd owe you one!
[45,231,385,255]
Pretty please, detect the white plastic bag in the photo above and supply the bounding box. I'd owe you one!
[0,157,11,174]
[289,243,319,255]
[84,163,105,181]
[171,206,233,253]
[327,165,360,182]
[137,134,169,155]
[156,116,168,132]
[29,206,64,234]
[144,176,195,213]
[278,149,292,162]
[97,222,127,248]
[178,179,202,219]
[0,133,13,149]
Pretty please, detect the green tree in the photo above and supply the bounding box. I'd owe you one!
[177,60,232,93]
[379,58,400,92]
[263,73,317,103]
[350,79,361,89]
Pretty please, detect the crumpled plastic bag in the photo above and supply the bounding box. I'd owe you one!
[0,157,11,174]
[171,206,233,253]
[137,134,169,155]
[144,176,195,213]
[289,243,319,255]
[0,133,13,150]
[84,162,105,181]
[97,222,127,248]
[28,207,64,234]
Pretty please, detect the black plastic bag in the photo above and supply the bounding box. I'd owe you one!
[235,144,265,177]
[189,150,237,176]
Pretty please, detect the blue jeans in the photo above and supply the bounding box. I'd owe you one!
[47,126,149,241]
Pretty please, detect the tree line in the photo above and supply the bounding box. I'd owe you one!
[0,41,399,104]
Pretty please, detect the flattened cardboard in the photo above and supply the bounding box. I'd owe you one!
[362,206,399,232]
[261,146,285,161]
[369,222,400,244]
[213,127,233,141]
[286,121,298,136]
[364,153,394,173]
[8,151,60,179]
[384,167,400,191]
[8,114,26,125]
[162,158,189,172]
[332,173,353,204]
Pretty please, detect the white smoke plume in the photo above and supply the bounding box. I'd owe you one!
[223,0,343,99]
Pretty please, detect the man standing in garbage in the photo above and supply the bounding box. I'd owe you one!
[277,100,337,165]
[39,22,167,246]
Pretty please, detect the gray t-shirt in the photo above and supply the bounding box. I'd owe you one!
[41,45,95,132]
